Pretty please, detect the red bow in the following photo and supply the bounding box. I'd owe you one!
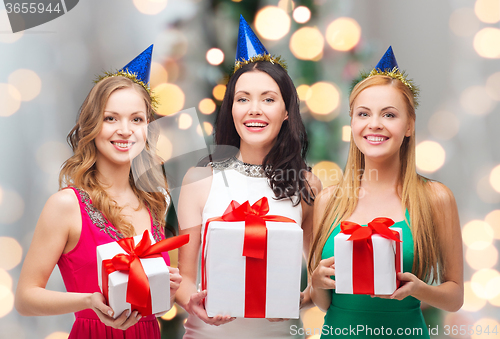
[340,217,401,295]
[102,230,189,316]
[340,217,401,242]
[201,197,296,318]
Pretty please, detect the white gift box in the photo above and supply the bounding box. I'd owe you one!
[97,234,170,318]
[204,220,303,318]
[334,228,402,295]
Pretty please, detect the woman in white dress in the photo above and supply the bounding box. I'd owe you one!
[175,16,322,339]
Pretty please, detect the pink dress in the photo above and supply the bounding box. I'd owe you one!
[57,187,169,339]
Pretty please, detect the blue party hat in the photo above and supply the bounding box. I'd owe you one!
[233,15,287,73]
[374,46,399,72]
[95,45,157,109]
[236,15,269,64]
[120,44,153,84]
[351,46,419,106]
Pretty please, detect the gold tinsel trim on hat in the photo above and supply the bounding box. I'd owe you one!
[233,54,288,74]
[94,70,159,111]
[363,67,420,107]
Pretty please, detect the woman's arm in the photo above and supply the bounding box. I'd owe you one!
[175,167,234,326]
[15,189,141,329]
[390,181,464,312]
[309,186,337,313]
[299,172,323,310]
[15,189,92,316]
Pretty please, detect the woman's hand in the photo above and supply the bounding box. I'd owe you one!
[311,256,336,290]
[185,290,235,326]
[267,318,289,322]
[169,267,182,307]
[372,272,424,300]
[89,292,142,330]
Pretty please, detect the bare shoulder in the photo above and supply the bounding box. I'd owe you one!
[425,180,457,208]
[303,170,322,195]
[315,185,337,210]
[182,166,213,186]
[178,166,213,224]
[45,189,80,215]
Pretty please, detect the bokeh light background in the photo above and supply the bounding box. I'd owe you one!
[1,0,500,338]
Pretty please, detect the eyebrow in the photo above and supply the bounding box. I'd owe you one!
[104,111,146,115]
[355,105,398,111]
[234,90,279,96]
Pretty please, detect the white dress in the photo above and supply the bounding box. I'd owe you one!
[183,157,304,339]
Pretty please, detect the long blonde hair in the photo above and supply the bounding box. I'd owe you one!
[308,75,444,284]
[59,76,168,237]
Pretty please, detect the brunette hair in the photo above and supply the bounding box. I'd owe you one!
[211,61,314,206]
[308,75,444,283]
[59,76,168,237]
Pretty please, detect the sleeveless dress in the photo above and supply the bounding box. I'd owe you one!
[320,210,430,338]
[183,157,305,339]
[57,186,169,339]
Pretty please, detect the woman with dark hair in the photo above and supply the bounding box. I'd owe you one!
[176,17,321,339]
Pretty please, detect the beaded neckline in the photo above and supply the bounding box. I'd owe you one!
[74,187,163,242]
[209,156,267,178]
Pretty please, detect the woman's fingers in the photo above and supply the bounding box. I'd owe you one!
[190,290,207,306]
[188,290,235,326]
[90,292,114,318]
[121,311,141,330]
[321,256,335,267]
[321,266,335,277]
[267,318,289,322]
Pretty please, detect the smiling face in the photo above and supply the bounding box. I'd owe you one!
[350,84,413,163]
[232,71,288,154]
[94,86,148,168]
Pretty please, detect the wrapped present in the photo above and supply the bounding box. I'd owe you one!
[97,230,189,318]
[201,197,303,319]
[334,218,402,295]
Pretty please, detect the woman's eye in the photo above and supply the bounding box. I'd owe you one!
[264,98,275,103]
[357,112,368,117]
[237,97,248,103]
[133,117,144,123]
[104,116,115,121]
[384,113,396,118]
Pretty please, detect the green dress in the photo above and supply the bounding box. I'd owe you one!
[320,211,429,338]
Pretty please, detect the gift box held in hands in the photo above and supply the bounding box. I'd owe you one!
[334,218,402,295]
[201,197,303,319]
[97,230,189,318]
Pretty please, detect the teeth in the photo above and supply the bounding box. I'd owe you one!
[366,136,386,142]
[113,142,133,148]
[245,122,267,127]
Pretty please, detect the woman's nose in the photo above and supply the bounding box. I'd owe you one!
[368,116,383,130]
[248,102,262,115]
[117,122,133,136]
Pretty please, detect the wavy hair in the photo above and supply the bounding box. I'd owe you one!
[308,75,444,284]
[59,76,168,237]
[210,61,314,206]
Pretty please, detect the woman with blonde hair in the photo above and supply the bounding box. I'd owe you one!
[15,45,181,339]
[309,47,463,338]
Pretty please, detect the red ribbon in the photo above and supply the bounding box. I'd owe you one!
[102,230,189,316]
[201,197,296,318]
[340,218,402,294]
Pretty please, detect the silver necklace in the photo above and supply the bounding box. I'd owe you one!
[209,156,267,178]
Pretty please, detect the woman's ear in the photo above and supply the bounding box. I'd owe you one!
[284,111,289,121]
[405,120,414,137]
